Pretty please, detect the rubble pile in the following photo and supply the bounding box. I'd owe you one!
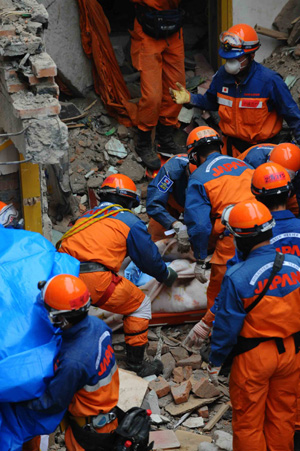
[49,325,233,451]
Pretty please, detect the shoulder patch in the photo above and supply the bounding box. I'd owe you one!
[157,175,174,193]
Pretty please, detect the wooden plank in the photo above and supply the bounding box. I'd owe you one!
[19,157,42,234]
[254,25,288,40]
[165,395,218,416]
[203,403,229,431]
[172,430,212,451]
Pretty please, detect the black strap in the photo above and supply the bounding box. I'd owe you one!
[124,327,149,337]
[245,252,285,314]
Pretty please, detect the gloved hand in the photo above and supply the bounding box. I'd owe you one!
[169,82,191,104]
[173,221,191,253]
[207,363,221,387]
[164,267,178,287]
[195,260,209,283]
[183,320,211,349]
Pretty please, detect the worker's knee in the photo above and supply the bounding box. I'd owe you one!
[128,295,152,320]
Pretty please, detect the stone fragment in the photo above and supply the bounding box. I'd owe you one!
[147,341,169,357]
[182,416,204,428]
[118,154,144,182]
[149,376,170,398]
[161,352,176,379]
[198,443,219,451]
[193,378,221,399]
[117,124,129,139]
[176,354,202,369]
[105,137,127,158]
[170,347,189,362]
[143,389,160,415]
[171,380,192,405]
[213,430,233,451]
[172,367,184,383]
[197,405,209,419]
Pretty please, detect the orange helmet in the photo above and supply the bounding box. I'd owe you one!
[269,143,300,180]
[221,200,275,237]
[0,201,18,227]
[219,24,260,59]
[98,174,140,208]
[39,274,91,327]
[186,126,222,166]
[251,162,292,196]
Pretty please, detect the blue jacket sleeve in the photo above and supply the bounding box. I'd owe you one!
[184,179,212,260]
[209,273,247,366]
[26,360,87,414]
[127,221,169,283]
[190,72,219,111]
[146,166,179,230]
[270,74,300,144]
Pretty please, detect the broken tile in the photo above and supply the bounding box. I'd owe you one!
[176,354,202,369]
[193,378,221,399]
[149,430,180,450]
[149,376,171,398]
[117,369,149,411]
[182,416,204,428]
[171,380,192,405]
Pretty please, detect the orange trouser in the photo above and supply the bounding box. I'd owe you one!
[148,218,168,242]
[65,419,118,451]
[230,336,300,451]
[130,19,185,131]
[22,437,41,451]
[80,272,149,346]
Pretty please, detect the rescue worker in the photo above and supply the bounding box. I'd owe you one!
[170,23,300,157]
[146,153,194,247]
[0,200,21,228]
[24,274,119,451]
[207,200,300,451]
[58,174,178,377]
[184,126,255,311]
[130,0,185,170]
[239,141,300,216]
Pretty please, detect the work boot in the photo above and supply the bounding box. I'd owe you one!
[295,431,300,451]
[155,122,184,155]
[135,129,161,171]
[126,343,163,378]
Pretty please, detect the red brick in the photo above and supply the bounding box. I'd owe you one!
[149,376,170,398]
[192,378,220,399]
[183,366,193,381]
[30,53,57,78]
[6,81,26,93]
[176,354,202,370]
[0,26,16,37]
[197,405,209,419]
[172,367,184,384]
[171,380,192,405]
[14,104,60,119]
[26,74,55,86]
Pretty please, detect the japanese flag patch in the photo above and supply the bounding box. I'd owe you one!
[157,175,174,193]
[222,86,229,94]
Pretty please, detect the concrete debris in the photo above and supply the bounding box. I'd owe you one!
[182,416,204,428]
[213,430,233,451]
[198,443,219,451]
[149,430,180,450]
[105,137,127,158]
[171,380,192,405]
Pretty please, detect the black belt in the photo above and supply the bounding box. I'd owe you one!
[79,262,110,274]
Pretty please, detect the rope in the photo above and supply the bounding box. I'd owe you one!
[56,204,131,250]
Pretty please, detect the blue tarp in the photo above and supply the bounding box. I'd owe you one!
[0,228,79,450]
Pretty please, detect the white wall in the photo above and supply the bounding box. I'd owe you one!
[232,0,287,62]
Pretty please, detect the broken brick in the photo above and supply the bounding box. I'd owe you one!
[147,341,169,357]
[149,376,170,398]
[192,378,221,399]
[30,52,57,78]
[197,405,209,419]
[172,367,184,384]
[161,352,176,379]
[0,25,16,37]
[176,354,202,369]
[170,347,189,362]
[171,380,192,405]
[183,366,193,381]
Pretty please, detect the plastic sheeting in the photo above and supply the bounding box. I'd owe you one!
[77,0,137,126]
[0,228,80,450]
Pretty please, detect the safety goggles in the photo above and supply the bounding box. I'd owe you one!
[220,31,259,52]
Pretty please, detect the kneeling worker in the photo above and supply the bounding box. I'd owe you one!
[58,174,177,377]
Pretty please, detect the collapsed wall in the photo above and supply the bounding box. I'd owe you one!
[0,0,68,164]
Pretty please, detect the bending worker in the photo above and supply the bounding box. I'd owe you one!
[24,274,119,451]
[184,126,255,312]
[130,0,185,170]
[170,23,300,156]
[208,200,300,451]
[146,153,194,249]
[58,174,177,377]
[239,141,300,216]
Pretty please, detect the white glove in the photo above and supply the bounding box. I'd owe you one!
[195,260,209,283]
[207,364,221,387]
[173,221,191,253]
[183,320,211,349]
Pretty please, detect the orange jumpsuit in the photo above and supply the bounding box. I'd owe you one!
[185,152,255,309]
[130,0,185,131]
[210,245,300,450]
[59,203,169,347]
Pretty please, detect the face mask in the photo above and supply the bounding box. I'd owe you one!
[224,57,247,75]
